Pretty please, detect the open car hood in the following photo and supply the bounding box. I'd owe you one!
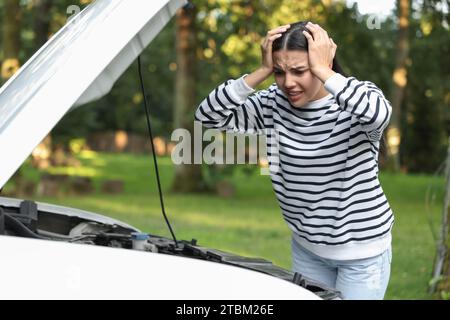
[0,0,186,189]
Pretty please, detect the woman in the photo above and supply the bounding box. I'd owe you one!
[195,21,393,300]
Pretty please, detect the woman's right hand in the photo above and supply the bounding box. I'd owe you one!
[243,25,290,89]
[260,24,291,73]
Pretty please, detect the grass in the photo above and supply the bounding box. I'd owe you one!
[3,150,445,300]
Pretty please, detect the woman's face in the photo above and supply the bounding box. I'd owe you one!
[272,49,328,108]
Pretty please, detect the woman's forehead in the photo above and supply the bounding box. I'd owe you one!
[273,50,309,69]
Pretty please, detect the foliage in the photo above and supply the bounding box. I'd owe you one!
[0,0,448,172]
[401,0,450,173]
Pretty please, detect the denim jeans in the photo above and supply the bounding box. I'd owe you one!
[291,237,392,300]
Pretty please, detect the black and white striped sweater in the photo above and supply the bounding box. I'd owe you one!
[195,73,394,260]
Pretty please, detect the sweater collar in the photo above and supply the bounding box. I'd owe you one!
[298,93,334,110]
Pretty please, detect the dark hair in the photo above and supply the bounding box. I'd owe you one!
[272,21,345,76]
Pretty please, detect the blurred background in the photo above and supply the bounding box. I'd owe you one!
[0,0,449,299]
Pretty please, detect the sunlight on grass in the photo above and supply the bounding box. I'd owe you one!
[47,166,100,177]
[167,211,288,232]
[79,150,99,159]
[77,150,107,167]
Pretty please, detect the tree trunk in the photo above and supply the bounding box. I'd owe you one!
[171,2,206,193]
[34,0,52,49]
[386,0,410,171]
[1,0,21,83]
[2,0,22,195]
[31,0,54,170]
[432,137,450,298]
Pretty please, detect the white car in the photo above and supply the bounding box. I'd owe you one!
[0,0,339,300]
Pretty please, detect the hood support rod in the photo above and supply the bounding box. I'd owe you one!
[138,56,179,248]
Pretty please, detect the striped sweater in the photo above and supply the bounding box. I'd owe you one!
[195,73,394,260]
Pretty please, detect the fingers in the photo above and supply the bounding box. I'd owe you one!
[303,22,337,70]
[327,37,337,68]
[330,37,337,49]
[262,33,282,49]
[304,22,329,42]
[268,34,282,42]
[330,37,337,56]
[266,24,290,37]
[264,24,290,44]
[262,24,290,48]
[260,25,290,70]
[302,29,313,43]
[304,22,337,50]
[304,22,318,40]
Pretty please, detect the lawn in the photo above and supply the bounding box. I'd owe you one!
[2,150,444,299]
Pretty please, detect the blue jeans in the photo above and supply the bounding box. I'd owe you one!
[291,237,392,300]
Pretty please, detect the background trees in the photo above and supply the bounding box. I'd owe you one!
[1,0,21,83]
[0,0,448,175]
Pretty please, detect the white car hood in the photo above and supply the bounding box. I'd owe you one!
[0,235,321,299]
[0,0,185,189]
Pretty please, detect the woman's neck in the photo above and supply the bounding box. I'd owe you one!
[310,84,330,102]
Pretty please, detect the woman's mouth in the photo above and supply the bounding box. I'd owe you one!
[286,91,304,102]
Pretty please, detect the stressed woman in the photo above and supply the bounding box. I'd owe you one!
[195,21,393,300]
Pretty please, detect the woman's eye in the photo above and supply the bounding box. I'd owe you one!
[294,70,304,75]
[274,70,284,75]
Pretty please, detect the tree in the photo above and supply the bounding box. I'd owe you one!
[1,0,21,83]
[1,0,23,194]
[31,0,54,170]
[171,2,207,192]
[386,0,411,171]
[401,0,449,173]
[431,137,450,299]
[34,0,52,48]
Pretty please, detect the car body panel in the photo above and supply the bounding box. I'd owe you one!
[0,235,321,300]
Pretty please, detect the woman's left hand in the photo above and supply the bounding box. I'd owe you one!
[302,22,337,82]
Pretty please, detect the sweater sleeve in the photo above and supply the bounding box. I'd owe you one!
[324,73,392,141]
[195,75,267,135]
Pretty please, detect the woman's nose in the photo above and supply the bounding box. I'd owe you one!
[284,73,296,89]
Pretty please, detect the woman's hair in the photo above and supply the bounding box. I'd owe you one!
[272,21,345,76]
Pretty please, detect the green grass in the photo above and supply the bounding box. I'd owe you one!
[3,150,444,300]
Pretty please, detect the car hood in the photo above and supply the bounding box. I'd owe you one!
[0,0,186,189]
[0,235,322,299]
